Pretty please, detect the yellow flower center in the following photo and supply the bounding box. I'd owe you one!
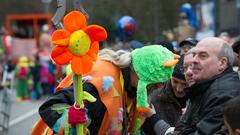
[68,30,91,56]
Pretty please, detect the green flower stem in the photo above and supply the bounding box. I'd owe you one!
[73,73,84,135]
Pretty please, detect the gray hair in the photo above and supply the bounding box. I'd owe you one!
[98,48,132,68]
[218,43,234,66]
[185,42,234,67]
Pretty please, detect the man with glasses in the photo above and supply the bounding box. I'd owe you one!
[178,38,198,55]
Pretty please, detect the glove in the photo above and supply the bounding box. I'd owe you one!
[68,104,87,125]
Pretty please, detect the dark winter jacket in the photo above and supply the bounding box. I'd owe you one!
[152,80,186,126]
[149,67,240,135]
[142,80,187,135]
[39,83,106,134]
[173,67,240,135]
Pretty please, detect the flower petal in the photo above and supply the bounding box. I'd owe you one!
[84,25,107,41]
[51,46,67,58]
[51,30,71,46]
[51,46,73,65]
[63,11,87,33]
[87,51,98,62]
[87,42,99,61]
[81,55,93,74]
[90,42,99,54]
[71,56,83,75]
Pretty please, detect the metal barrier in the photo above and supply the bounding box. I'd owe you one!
[0,89,11,135]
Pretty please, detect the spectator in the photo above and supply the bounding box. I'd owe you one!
[232,40,240,55]
[183,52,198,86]
[174,13,196,44]
[223,96,240,135]
[14,56,30,101]
[231,40,240,73]
[29,55,42,100]
[178,37,198,55]
[219,32,231,44]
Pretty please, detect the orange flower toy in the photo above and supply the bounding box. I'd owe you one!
[50,11,107,134]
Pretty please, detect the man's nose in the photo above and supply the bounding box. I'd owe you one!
[192,55,200,62]
[176,85,183,92]
[183,48,189,53]
[184,67,193,76]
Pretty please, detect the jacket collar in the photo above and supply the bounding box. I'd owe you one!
[185,67,233,99]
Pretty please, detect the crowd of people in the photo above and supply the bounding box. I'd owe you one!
[0,25,56,101]
[1,7,240,135]
[31,33,240,135]
[20,8,240,134]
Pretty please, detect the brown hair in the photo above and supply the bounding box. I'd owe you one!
[223,96,240,131]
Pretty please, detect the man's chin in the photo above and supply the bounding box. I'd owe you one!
[188,80,196,86]
[176,93,185,98]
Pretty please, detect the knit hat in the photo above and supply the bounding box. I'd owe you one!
[172,55,185,80]
[157,40,174,53]
[131,45,179,112]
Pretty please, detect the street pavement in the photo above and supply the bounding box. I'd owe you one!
[0,90,47,135]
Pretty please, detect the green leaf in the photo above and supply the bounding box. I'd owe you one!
[51,104,70,114]
[83,91,96,102]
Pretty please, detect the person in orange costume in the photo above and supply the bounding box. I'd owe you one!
[35,45,179,135]
[31,10,179,135]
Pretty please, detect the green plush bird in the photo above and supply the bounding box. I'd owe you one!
[131,45,179,112]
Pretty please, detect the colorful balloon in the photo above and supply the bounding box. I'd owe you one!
[117,16,136,41]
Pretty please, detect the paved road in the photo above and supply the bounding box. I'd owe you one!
[0,90,47,135]
[8,99,44,135]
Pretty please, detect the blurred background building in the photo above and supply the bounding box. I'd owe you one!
[0,0,240,46]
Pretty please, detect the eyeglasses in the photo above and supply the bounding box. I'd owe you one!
[183,63,198,73]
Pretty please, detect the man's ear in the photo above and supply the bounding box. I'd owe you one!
[219,57,228,71]
[235,128,240,135]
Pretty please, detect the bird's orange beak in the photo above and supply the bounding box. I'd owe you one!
[162,54,180,67]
